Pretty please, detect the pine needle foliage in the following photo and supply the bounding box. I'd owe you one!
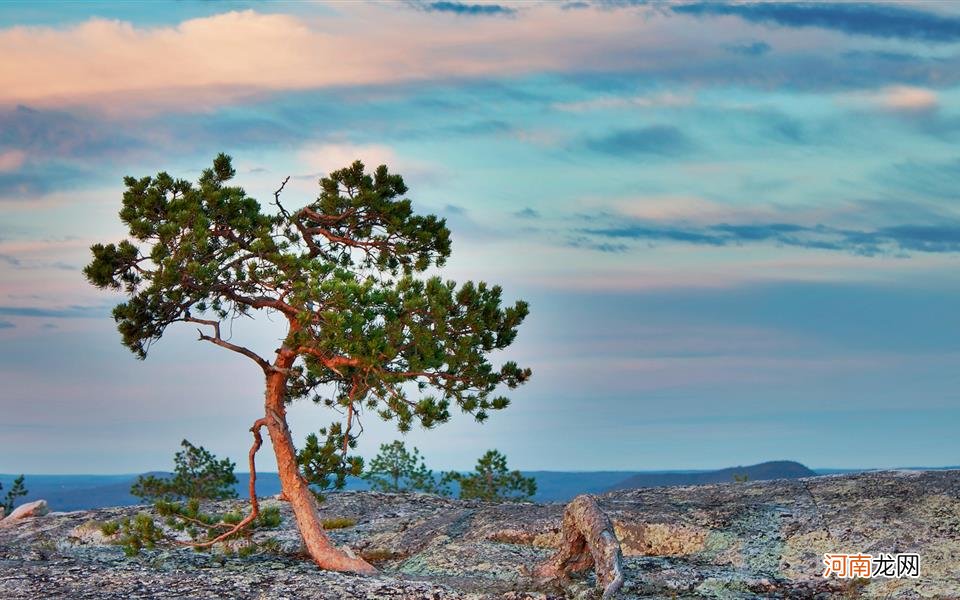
[444,450,536,502]
[363,440,446,494]
[85,155,531,501]
[296,423,364,501]
[102,501,283,557]
[131,439,238,501]
[1,475,28,514]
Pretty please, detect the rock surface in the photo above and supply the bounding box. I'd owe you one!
[0,500,48,527]
[1,470,958,599]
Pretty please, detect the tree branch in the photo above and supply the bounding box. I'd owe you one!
[273,176,292,219]
[181,418,268,549]
[184,316,273,373]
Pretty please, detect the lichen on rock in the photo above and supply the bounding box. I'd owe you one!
[1,470,959,599]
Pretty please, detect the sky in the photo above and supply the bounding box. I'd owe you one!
[2,1,960,474]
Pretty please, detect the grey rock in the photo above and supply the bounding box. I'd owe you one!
[1,471,958,598]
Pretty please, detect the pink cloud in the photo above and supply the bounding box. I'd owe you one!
[839,85,940,114]
[0,6,840,115]
[553,91,695,113]
[0,149,26,172]
[878,86,939,112]
[298,143,399,174]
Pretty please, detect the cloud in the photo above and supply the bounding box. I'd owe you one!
[0,105,141,196]
[554,91,694,112]
[297,143,399,176]
[514,207,540,218]
[0,305,108,318]
[581,218,960,256]
[0,163,92,198]
[724,40,771,56]
[0,150,25,172]
[673,2,960,42]
[0,320,14,329]
[0,8,597,112]
[565,236,629,253]
[875,86,939,113]
[880,158,960,200]
[2,4,958,119]
[583,126,694,157]
[421,2,516,16]
[840,85,940,114]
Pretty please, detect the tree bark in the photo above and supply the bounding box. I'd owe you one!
[264,355,376,574]
[534,494,624,598]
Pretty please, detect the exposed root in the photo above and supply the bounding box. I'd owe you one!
[534,494,625,598]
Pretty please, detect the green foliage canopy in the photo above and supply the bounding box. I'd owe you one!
[86,155,531,487]
[131,439,238,501]
[363,440,445,494]
[444,450,536,502]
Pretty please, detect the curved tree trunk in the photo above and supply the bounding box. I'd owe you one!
[534,494,624,598]
[264,361,376,574]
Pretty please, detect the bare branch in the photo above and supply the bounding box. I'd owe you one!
[184,316,273,373]
[181,418,268,549]
[273,176,292,219]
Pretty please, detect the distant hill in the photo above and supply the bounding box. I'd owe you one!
[16,462,958,510]
[606,460,816,491]
[0,472,628,510]
[0,473,365,512]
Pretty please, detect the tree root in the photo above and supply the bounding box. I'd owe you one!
[533,494,625,598]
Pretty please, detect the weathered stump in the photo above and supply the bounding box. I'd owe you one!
[534,494,625,598]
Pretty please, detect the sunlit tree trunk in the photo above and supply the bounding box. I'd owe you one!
[264,350,375,574]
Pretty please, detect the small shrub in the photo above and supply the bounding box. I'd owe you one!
[259,537,281,554]
[222,510,243,525]
[117,513,165,556]
[100,521,120,536]
[321,517,356,530]
[255,506,282,529]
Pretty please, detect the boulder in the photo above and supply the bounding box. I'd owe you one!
[0,500,48,526]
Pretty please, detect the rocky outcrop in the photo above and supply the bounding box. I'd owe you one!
[1,470,958,599]
[0,500,48,527]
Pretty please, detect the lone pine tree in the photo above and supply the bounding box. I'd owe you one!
[131,439,238,502]
[363,440,445,494]
[1,475,28,514]
[445,449,536,502]
[85,155,530,573]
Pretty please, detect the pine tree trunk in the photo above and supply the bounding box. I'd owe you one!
[264,365,376,574]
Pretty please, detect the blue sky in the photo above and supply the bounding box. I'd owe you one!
[1,1,959,473]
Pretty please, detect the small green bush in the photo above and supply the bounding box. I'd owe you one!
[116,513,165,556]
[255,506,282,529]
[100,521,120,536]
[321,517,356,530]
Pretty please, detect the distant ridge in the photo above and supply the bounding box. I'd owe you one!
[606,460,816,491]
